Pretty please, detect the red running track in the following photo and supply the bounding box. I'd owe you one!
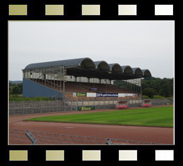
[9,108,174,145]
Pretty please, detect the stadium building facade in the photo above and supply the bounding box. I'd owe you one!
[22,57,151,100]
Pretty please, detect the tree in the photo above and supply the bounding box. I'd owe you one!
[142,88,156,98]
[142,81,150,90]
[17,83,23,93]
[159,82,172,97]
[142,77,173,97]
[12,86,21,94]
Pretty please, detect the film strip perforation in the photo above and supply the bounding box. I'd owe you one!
[8,149,175,161]
[8,4,174,16]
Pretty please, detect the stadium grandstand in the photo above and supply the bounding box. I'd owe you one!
[22,57,151,101]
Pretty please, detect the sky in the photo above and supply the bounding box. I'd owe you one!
[8,21,174,80]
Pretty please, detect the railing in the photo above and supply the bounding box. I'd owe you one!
[9,98,172,116]
[9,129,166,145]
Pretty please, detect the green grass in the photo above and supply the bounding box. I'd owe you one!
[27,106,173,127]
[9,95,53,101]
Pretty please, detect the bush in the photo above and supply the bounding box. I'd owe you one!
[9,95,52,101]
[142,95,150,99]
[153,95,165,99]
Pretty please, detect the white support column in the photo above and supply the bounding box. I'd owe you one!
[140,78,142,99]
[59,67,62,92]
[63,67,65,99]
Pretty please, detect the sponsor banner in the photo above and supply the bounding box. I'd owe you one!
[118,93,126,97]
[76,92,87,97]
[118,93,136,97]
[125,93,134,96]
[87,93,96,97]
[96,93,118,97]
[74,93,137,97]
[77,106,95,111]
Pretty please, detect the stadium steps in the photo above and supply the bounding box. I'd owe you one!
[30,79,139,101]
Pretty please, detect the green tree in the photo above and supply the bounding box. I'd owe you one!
[142,77,173,97]
[142,81,150,90]
[17,83,23,93]
[159,82,171,97]
[12,86,21,94]
[142,88,156,98]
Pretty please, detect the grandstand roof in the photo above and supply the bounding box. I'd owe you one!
[94,61,110,71]
[142,69,151,77]
[132,68,143,76]
[121,66,133,74]
[24,57,95,70]
[108,63,122,73]
[23,57,151,80]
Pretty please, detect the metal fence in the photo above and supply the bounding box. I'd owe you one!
[9,129,165,145]
[9,98,172,116]
[9,100,70,115]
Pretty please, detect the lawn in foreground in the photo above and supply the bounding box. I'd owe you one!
[27,106,173,127]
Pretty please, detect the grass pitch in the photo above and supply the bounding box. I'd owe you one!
[27,106,173,127]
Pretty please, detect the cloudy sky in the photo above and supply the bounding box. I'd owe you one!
[9,21,174,80]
